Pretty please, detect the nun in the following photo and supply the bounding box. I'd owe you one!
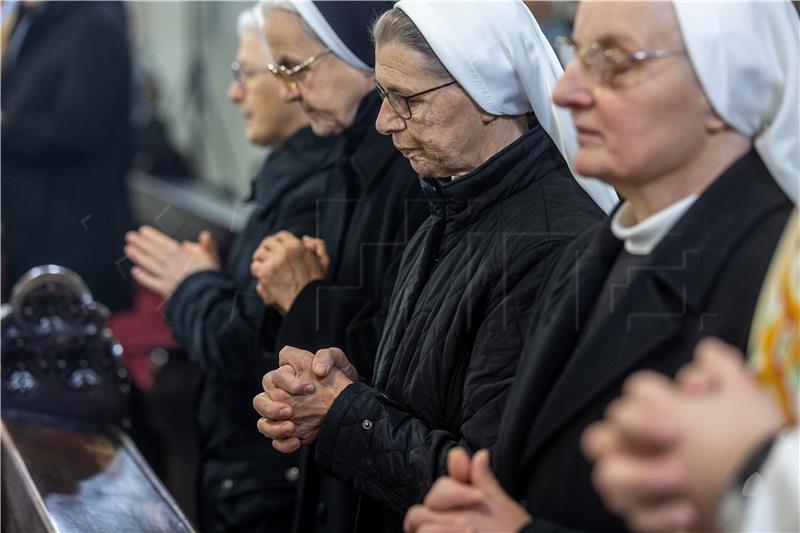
[124,5,340,531]
[253,1,615,531]
[250,2,430,531]
[404,1,798,532]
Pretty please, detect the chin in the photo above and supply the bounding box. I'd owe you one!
[309,117,343,137]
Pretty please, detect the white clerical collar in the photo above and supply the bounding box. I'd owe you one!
[611,194,699,255]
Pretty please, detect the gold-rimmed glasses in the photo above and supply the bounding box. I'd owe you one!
[555,36,685,87]
[267,49,332,89]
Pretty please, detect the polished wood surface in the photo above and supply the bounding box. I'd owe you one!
[1,412,196,533]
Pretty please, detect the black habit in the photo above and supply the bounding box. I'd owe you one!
[165,127,342,533]
[492,150,793,532]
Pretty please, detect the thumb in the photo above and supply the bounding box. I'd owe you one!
[199,231,218,255]
[313,347,358,381]
[447,447,472,484]
[303,236,330,270]
[470,449,504,496]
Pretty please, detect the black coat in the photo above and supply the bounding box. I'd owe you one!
[165,127,342,533]
[260,94,430,533]
[312,126,604,532]
[493,150,793,532]
[1,1,134,310]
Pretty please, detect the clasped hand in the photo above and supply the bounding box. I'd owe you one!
[253,346,358,453]
[250,231,329,315]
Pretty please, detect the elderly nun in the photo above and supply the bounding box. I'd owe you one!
[254,1,614,531]
[124,5,341,531]
[404,1,799,532]
[249,2,430,532]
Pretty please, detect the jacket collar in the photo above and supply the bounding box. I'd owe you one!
[419,125,569,226]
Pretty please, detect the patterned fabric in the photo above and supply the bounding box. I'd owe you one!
[749,209,800,424]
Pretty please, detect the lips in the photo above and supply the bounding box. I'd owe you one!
[574,124,603,145]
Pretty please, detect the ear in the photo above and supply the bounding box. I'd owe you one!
[704,108,728,134]
[479,107,500,125]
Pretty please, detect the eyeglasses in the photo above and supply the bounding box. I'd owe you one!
[555,36,685,87]
[374,80,458,120]
[231,62,270,86]
[267,49,332,89]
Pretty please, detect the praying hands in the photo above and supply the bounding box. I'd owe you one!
[253,346,358,453]
[124,226,221,298]
[250,231,329,315]
[404,448,532,533]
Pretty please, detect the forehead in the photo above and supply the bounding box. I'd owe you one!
[574,1,684,50]
[264,9,322,58]
[375,42,442,91]
[237,31,268,63]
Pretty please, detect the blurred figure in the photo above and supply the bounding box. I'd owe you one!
[1,0,134,310]
[124,5,340,532]
[583,208,799,532]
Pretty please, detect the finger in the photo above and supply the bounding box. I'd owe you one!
[271,368,315,395]
[274,230,300,244]
[469,449,505,497]
[404,506,458,533]
[279,346,315,373]
[199,230,217,254]
[581,421,624,462]
[605,397,677,452]
[273,437,302,454]
[124,241,168,274]
[130,266,168,297]
[139,225,181,253]
[675,364,717,395]
[626,498,697,532]
[313,347,358,381]
[592,452,687,515]
[446,447,472,484]
[693,336,748,386]
[252,392,293,419]
[424,477,483,511]
[256,417,296,440]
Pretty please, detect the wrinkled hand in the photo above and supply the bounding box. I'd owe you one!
[125,226,221,298]
[250,232,329,314]
[404,449,532,533]
[583,337,785,532]
[253,346,354,453]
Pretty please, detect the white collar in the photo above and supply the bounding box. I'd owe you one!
[611,195,698,255]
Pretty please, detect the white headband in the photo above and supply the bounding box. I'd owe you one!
[673,0,799,204]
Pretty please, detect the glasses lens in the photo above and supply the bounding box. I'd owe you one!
[583,45,613,85]
[231,62,243,84]
[555,37,577,70]
[387,93,411,119]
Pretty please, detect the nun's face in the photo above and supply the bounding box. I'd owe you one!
[553,2,721,197]
[228,30,302,146]
[265,9,374,137]
[375,43,496,177]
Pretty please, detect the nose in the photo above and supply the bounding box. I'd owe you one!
[279,82,302,103]
[228,81,244,104]
[552,61,594,110]
[375,98,406,136]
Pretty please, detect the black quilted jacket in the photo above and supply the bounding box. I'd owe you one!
[313,125,605,532]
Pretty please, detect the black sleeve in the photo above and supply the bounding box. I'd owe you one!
[166,271,268,380]
[1,9,130,158]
